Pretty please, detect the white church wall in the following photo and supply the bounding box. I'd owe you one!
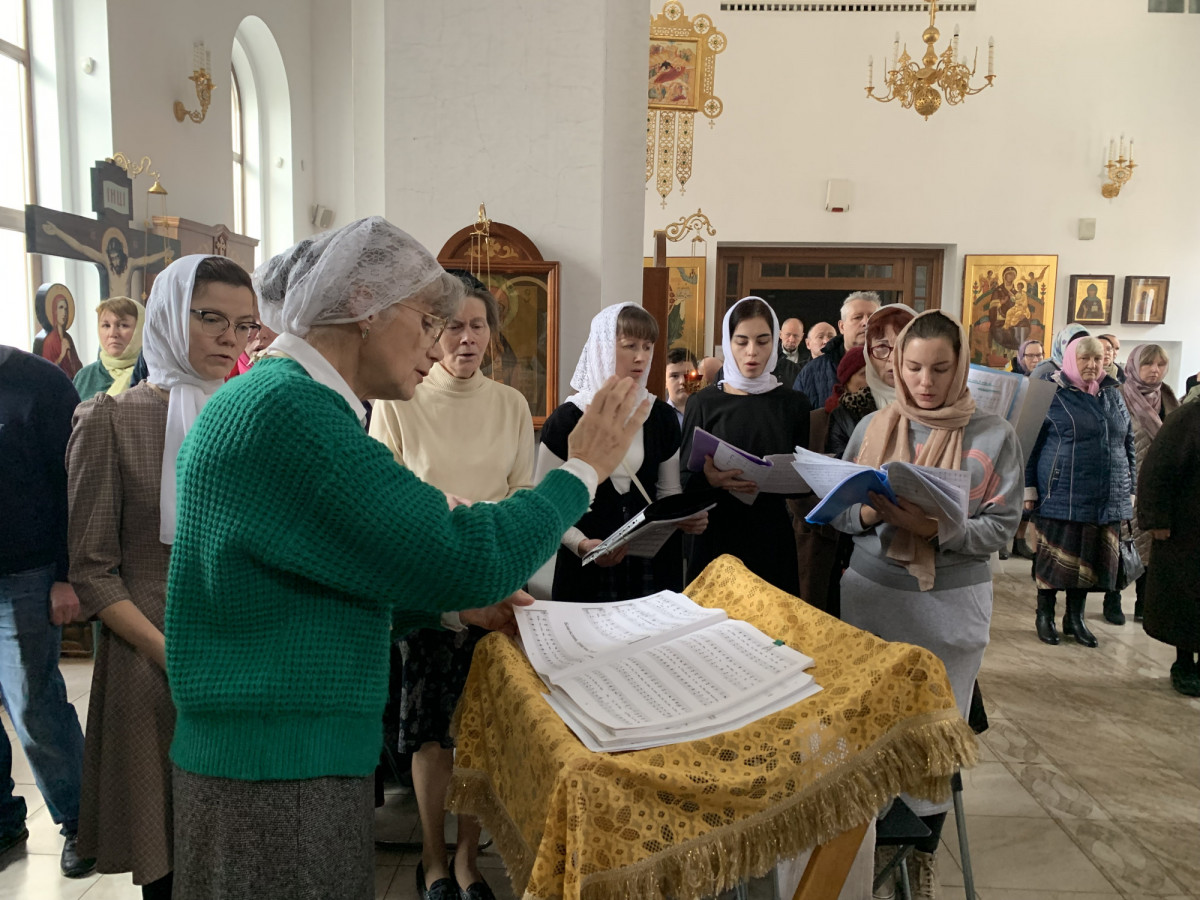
[37,0,318,361]
[101,0,315,255]
[643,0,1200,391]
[380,0,649,405]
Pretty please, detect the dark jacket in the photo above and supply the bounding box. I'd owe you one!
[793,334,846,410]
[826,400,875,460]
[1138,398,1200,650]
[773,355,802,393]
[1026,373,1135,523]
[0,347,80,580]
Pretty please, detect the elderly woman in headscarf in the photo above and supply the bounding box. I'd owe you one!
[1029,324,1088,381]
[162,218,648,900]
[368,270,535,898]
[824,346,869,460]
[73,296,145,399]
[1025,335,1135,649]
[681,296,811,593]
[67,255,258,899]
[831,310,1022,896]
[1008,339,1044,376]
[1100,344,1179,625]
[537,302,706,603]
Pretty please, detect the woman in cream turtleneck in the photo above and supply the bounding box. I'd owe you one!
[368,271,533,900]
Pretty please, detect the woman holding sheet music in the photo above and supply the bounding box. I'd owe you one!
[680,297,811,594]
[537,303,707,603]
[831,310,1022,888]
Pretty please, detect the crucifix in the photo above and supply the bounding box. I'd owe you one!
[25,159,180,301]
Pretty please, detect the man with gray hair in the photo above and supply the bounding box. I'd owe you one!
[793,291,881,409]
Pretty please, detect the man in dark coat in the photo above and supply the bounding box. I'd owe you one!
[0,346,93,876]
[1137,396,1200,696]
[793,292,880,410]
[773,317,808,388]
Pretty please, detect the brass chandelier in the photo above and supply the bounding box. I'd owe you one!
[865,0,994,120]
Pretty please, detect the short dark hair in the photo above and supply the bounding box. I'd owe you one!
[617,304,659,342]
[901,310,961,356]
[445,269,500,334]
[728,298,775,340]
[193,256,254,299]
[667,347,695,367]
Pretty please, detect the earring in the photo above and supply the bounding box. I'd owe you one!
[361,327,370,341]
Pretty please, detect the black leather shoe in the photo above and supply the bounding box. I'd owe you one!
[0,826,28,856]
[60,831,95,878]
[1064,596,1097,648]
[1103,592,1125,626]
[1133,599,1144,622]
[416,861,460,900]
[1012,538,1037,560]
[459,876,498,900]
[1036,592,1059,644]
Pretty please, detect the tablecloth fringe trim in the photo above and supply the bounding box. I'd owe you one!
[478,709,977,900]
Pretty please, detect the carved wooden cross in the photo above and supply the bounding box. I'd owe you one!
[25,159,180,301]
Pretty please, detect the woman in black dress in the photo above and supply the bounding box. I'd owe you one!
[680,297,811,593]
[537,302,707,602]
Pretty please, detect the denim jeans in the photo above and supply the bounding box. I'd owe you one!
[0,564,85,835]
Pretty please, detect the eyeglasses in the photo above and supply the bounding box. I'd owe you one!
[395,301,449,344]
[190,309,260,339]
[1022,352,1045,361]
[868,342,894,360]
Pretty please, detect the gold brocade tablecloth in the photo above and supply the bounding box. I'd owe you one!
[449,556,978,900]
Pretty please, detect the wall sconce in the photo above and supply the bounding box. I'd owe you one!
[1101,134,1136,198]
[174,40,214,124]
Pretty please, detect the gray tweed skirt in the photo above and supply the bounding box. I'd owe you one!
[173,766,374,900]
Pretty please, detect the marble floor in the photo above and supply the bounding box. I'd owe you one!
[0,555,1196,899]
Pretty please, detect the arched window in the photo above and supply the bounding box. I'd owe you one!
[232,17,292,262]
[231,69,245,235]
[0,0,36,348]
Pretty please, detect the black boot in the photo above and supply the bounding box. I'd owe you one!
[1036,590,1060,645]
[1103,591,1126,625]
[1064,592,1098,648]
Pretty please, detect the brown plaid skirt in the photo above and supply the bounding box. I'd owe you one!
[1033,516,1120,591]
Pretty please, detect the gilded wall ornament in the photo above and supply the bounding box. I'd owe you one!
[647,2,726,208]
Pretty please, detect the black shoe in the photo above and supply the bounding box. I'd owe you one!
[999,547,1011,560]
[1064,596,1098,648]
[1036,592,1060,645]
[416,861,460,900]
[458,876,498,900]
[1103,592,1126,626]
[1133,599,1145,622]
[0,825,28,856]
[1012,538,1036,560]
[60,831,95,878]
[1169,662,1200,697]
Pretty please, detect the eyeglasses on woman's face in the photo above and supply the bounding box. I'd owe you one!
[190,309,260,339]
[1022,351,1044,362]
[394,301,448,345]
[868,341,894,360]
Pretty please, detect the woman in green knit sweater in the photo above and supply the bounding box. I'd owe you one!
[165,217,649,900]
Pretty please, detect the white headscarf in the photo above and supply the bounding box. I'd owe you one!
[143,254,232,544]
[253,216,449,337]
[566,302,652,411]
[720,297,781,394]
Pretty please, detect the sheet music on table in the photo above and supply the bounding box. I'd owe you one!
[515,593,820,751]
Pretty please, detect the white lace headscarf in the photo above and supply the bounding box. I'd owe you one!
[566,302,652,411]
[253,216,460,337]
[720,297,781,394]
[143,254,234,544]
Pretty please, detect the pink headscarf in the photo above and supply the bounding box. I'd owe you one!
[1061,336,1100,396]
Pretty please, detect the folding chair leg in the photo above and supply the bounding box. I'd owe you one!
[897,858,913,900]
[952,774,975,900]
